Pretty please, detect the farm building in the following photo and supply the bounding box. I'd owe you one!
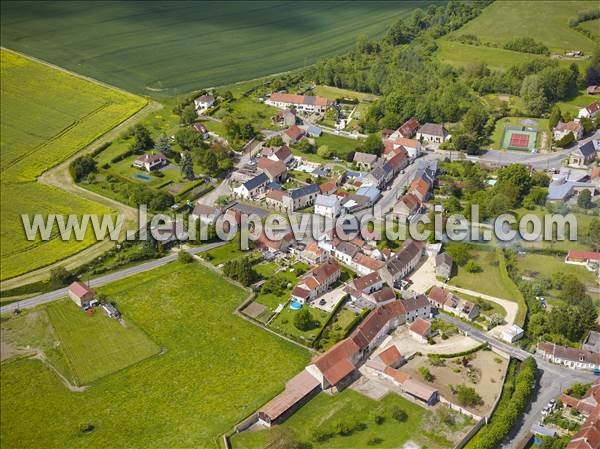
[266,93,332,113]
[68,281,96,308]
[194,94,215,112]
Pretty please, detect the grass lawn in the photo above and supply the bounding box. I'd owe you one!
[313,85,379,102]
[202,236,257,266]
[1,1,434,96]
[212,96,277,131]
[231,388,463,449]
[1,262,310,449]
[318,307,362,351]
[0,49,145,280]
[446,1,597,54]
[315,133,361,159]
[254,261,280,279]
[270,305,331,346]
[46,300,160,385]
[449,247,526,326]
[255,262,310,310]
[517,253,598,289]
[556,90,598,117]
[579,18,600,41]
[456,291,508,319]
[489,116,549,151]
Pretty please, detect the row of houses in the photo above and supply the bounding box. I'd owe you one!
[537,341,600,370]
[428,286,480,321]
[559,380,600,449]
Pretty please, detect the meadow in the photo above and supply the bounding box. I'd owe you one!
[0,49,146,281]
[231,389,466,449]
[1,1,435,97]
[0,261,310,448]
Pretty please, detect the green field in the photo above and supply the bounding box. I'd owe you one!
[0,49,146,281]
[447,1,597,54]
[231,389,468,449]
[579,18,600,41]
[1,262,309,448]
[1,1,435,96]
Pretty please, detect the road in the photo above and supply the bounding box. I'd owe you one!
[475,130,600,169]
[439,314,596,448]
[0,242,225,314]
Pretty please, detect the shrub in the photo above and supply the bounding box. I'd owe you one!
[454,384,483,407]
[178,251,194,264]
[392,406,408,422]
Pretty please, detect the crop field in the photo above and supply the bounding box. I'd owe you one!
[447,1,596,54]
[1,1,436,96]
[0,262,309,448]
[0,49,146,280]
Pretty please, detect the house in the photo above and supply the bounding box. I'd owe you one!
[584,331,600,353]
[267,145,294,165]
[282,125,305,144]
[265,189,287,210]
[355,186,380,204]
[304,124,322,137]
[351,252,386,276]
[378,239,424,288]
[349,301,407,353]
[565,250,600,266]
[233,172,269,199]
[191,203,222,225]
[395,193,421,218]
[537,342,600,370]
[276,109,297,127]
[374,345,404,368]
[570,141,598,167]
[428,286,480,320]
[409,177,431,202]
[319,181,337,195]
[553,120,584,141]
[416,123,449,143]
[257,157,288,183]
[391,137,421,158]
[409,317,432,343]
[291,259,341,304]
[333,241,360,265]
[353,152,379,170]
[346,273,394,309]
[300,242,328,265]
[193,122,209,139]
[435,253,453,279]
[133,153,166,171]
[588,85,600,95]
[68,281,95,308]
[266,93,332,114]
[547,179,595,202]
[501,324,524,343]
[282,183,320,211]
[314,194,341,219]
[579,102,600,119]
[392,117,420,139]
[402,294,431,322]
[348,272,384,296]
[194,94,215,112]
[256,230,294,253]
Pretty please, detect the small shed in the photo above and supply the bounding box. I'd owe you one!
[68,281,95,308]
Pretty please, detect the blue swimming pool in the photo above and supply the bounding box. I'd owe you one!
[132,173,151,181]
[289,300,302,310]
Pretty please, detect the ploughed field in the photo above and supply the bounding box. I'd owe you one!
[1,0,436,96]
[0,49,146,280]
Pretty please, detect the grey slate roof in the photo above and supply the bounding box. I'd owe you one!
[578,140,597,158]
[385,240,422,276]
[289,183,320,199]
[243,172,269,191]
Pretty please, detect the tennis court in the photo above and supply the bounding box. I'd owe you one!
[501,126,538,151]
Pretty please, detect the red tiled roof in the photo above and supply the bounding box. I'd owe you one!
[352,252,385,271]
[371,287,396,304]
[319,181,337,194]
[292,285,311,300]
[258,370,320,422]
[311,259,340,284]
[383,366,411,385]
[266,189,286,202]
[353,272,382,291]
[410,178,430,197]
[285,125,305,140]
[257,157,287,179]
[394,137,419,149]
[270,92,331,107]
[397,117,420,138]
[312,339,360,386]
[351,301,406,349]
[409,317,431,337]
[585,102,600,114]
[428,286,451,307]
[378,345,403,367]
[68,281,94,299]
[193,123,208,134]
[567,250,600,262]
[402,193,421,210]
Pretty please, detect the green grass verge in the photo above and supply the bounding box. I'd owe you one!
[1,262,309,448]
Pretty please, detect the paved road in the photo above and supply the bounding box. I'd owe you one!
[0,242,226,314]
[439,314,596,448]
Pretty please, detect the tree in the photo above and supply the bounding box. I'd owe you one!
[391,406,408,422]
[129,124,154,153]
[180,104,197,125]
[548,105,562,130]
[317,145,332,159]
[454,384,483,407]
[154,133,174,158]
[203,150,219,175]
[359,133,384,155]
[496,164,532,202]
[266,136,284,147]
[148,192,174,211]
[178,251,194,264]
[577,189,592,209]
[445,243,471,266]
[585,218,600,251]
[296,139,314,154]
[175,128,203,151]
[49,266,72,289]
[69,155,97,182]
[555,132,575,148]
[520,74,548,116]
[419,367,434,382]
[465,260,482,273]
[180,151,195,180]
[294,307,315,331]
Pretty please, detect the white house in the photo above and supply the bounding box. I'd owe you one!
[133,153,166,172]
[233,172,269,199]
[578,102,600,119]
[553,120,584,141]
[266,93,331,113]
[501,324,524,343]
[537,342,600,370]
[416,123,449,143]
[194,94,215,112]
[314,194,341,219]
[409,317,432,343]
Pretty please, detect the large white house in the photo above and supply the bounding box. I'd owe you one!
[314,194,341,219]
[194,94,215,112]
[266,93,332,113]
[578,101,600,119]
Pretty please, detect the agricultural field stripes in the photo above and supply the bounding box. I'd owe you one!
[0,1,437,97]
[0,49,146,281]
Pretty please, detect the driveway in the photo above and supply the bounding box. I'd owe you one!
[378,326,481,357]
[308,284,347,313]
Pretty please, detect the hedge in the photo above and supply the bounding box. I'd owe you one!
[435,342,489,359]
